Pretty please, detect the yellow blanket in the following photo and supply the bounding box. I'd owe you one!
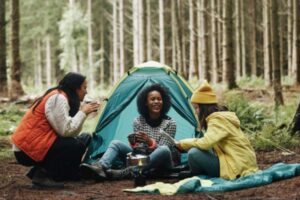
[123,176,213,195]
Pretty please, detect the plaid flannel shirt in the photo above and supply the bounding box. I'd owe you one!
[133,116,180,164]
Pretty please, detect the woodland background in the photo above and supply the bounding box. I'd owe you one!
[1,1,300,199]
[0,0,300,103]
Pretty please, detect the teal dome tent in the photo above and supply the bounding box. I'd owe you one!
[85,61,199,164]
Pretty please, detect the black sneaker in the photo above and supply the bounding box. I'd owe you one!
[79,162,107,181]
[106,166,136,180]
[31,168,64,188]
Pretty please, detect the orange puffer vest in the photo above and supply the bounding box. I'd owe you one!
[12,90,67,162]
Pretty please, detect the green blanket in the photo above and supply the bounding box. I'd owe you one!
[124,163,300,195]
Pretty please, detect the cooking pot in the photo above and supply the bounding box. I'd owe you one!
[126,153,149,167]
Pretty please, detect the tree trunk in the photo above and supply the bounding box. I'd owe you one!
[139,0,144,63]
[241,0,246,78]
[292,0,298,84]
[119,0,124,77]
[270,0,284,106]
[113,0,118,83]
[146,0,152,61]
[159,0,165,64]
[45,35,52,88]
[223,0,237,89]
[263,0,272,86]
[171,0,177,70]
[288,0,293,77]
[295,0,300,84]
[211,0,218,84]
[235,0,242,80]
[188,0,195,81]
[133,0,139,66]
[36,39,42,88]
[0,0,8,96]
[10,0,24,98]
[178,0,187,78]
[88,0,94,89]
[99,11,104,86]
[289,103,300,135]
[197,0,207,81]
[250,0,257,77]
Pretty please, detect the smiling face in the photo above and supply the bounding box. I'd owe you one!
[146,90,163,117]
[76,80,88,101]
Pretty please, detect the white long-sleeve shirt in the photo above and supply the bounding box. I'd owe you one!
[45,94,86,137]
[13,93,86,151]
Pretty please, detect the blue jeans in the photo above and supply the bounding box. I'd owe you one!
[99,140,173,171]
[187,147,220,177]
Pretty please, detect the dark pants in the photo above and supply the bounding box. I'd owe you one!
[187,147,220,177]
[15,133,91,181]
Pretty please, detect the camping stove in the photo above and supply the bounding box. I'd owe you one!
[126,152,149,186]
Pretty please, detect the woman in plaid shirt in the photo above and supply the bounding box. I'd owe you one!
[80,84,179,180]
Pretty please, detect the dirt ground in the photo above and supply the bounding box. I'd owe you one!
[0,137,300,200]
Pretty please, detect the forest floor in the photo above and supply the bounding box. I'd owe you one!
[0,135,300,200]
[1,86,300,200]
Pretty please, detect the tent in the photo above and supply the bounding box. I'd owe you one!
[85,61,199,164]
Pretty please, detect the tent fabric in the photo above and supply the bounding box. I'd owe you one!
[85,61,199,163]
[123,162,300,195]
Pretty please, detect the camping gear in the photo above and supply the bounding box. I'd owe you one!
[85,61,199,164]
[123,162,300,195]
[126,152,149,186]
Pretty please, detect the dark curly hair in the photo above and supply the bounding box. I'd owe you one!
[137,83,171,118]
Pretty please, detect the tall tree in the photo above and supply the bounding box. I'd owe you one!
[240,0,246,78]
[270,0,284,105]
[146,0,152,61]
[287,0,293,77]
[119,0,124,77]
[112,0,118,83]
[223,0,237,89]
[188,0,195,81]
[159,0,165,64]
[10,0,24,98]
[87,0,95,89]
[235,0,242,80]
[292,0,300,84]
[263,0,272,86]
[211,0,218,84]
[197,0,207,81]
[250,0,257,76]
[0,0,8,96]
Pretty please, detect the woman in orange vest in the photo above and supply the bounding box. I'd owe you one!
[11,72,100,188]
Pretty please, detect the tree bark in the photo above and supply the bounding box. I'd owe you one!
[223,0,237,89]
[290,103,300,135]
[10,0,24,98]
[288,0,293,77]
[119,0,124,77]
[211,0,218,84]
[263,0,272,86]
[146,0,152,61]
[270,0,284,106]
[113,0,118,83]
[45,35,52,88]
[88,0,95,88]
[250,0,257,77]
[0,0,8,96]
[188,0,195,81]
[235,0,242,80]
[159,0,165,64]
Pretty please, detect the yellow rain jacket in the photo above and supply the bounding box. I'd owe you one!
[179,111,258,180]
